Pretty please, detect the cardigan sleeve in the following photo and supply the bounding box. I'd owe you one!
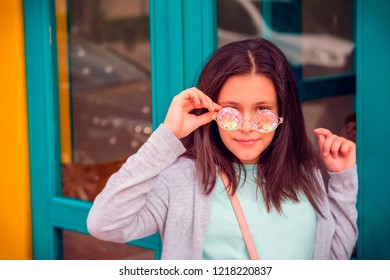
[327,165,359,259]
[86,124,186,243]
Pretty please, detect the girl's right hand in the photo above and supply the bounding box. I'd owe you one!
[163,87,222,139]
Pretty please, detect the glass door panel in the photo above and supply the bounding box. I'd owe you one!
[217,0,354,78]
[55,0,154,260]
[56,0,151,202]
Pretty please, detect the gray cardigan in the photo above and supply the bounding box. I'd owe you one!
[87,124,358,259]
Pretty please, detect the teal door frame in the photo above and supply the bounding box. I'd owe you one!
[356,0,390,260]
[24,0,216,259]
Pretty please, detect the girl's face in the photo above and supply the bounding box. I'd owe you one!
[217,74,278,164]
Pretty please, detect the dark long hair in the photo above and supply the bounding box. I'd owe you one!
[181,38,324,214]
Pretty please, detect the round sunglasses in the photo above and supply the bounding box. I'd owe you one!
[212,107,283,133]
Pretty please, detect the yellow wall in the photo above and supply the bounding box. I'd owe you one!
[0,0,32,259]
[56,0,73,164]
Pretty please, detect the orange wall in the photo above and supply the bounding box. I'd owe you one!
[0,0,32,259]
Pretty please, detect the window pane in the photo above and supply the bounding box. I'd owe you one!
[301,0,353,78]
[56,0,151,201]
[217,0,354,78]
[62,230,155,260]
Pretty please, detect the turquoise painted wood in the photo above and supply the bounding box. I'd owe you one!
[356,0,390,260]
[182,0,217,88]
[24,0,62,259]
[151,0,216,128]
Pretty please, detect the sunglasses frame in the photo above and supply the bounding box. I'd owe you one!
[212,107,283,133]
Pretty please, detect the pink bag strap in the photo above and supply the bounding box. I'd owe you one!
[220,172,260,260]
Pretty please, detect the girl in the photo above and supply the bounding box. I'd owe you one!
[87,38,358,260]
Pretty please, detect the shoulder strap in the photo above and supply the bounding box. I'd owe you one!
[220,173,260,260]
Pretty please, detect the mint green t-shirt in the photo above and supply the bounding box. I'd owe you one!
[202,165,317,260]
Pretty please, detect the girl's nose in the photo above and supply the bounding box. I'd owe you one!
[240,118,254,132]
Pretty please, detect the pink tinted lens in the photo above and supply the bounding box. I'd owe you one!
[252,110,279,132]
[216,108,242,130]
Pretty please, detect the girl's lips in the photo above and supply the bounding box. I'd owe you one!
[235,139,258,145]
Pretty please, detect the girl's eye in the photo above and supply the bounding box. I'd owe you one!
[257,106,269,111]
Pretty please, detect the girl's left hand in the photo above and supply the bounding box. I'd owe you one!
[314,128,356,173]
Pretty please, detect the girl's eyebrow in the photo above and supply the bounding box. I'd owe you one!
[219,101,276,106]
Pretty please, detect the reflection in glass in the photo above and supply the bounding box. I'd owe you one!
[217,0,354,78]
[301,0,353,78]
[56,0,151,201]
[62,230,155,260]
